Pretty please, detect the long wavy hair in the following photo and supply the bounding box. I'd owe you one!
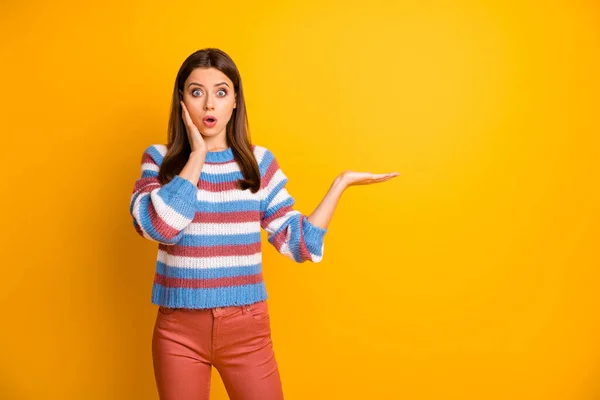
[158,48,260,193]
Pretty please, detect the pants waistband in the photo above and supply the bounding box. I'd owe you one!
[159,300,265,317]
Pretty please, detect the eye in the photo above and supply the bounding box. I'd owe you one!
[217,89,227,97]
[191,88,202,97]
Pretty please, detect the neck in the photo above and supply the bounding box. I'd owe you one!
[203,130,229,152]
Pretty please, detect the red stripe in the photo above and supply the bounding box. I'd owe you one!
[271,228,288,253]
[162,241,262,257]
[148,204,181,239]
[133,220,144,236]
[204,159,233,165]
[193,210,259,223]
[297,215,313,260]
[198,179,240,192]
[154,272,263,289]
[270,216,312,261]
[261,204,293,228]
[133,177,160,193]
[262,157,280,189]
[141,153,156,165]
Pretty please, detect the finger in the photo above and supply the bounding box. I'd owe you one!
[180,101,190,119]
[181,103,194,127]
[370,176,393,183]
[368,172,399,177]
[370,174,389,179]
[180,101,188,119]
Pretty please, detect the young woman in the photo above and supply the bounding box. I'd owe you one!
[129,48,399,400]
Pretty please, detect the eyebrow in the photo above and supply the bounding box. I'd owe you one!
[188,82,230,88]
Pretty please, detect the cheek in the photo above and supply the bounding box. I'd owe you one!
[185,100,201,112]
[221,101,236,116]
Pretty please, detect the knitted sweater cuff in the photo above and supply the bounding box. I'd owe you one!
[161,175,198,214]
[303,217,328,244]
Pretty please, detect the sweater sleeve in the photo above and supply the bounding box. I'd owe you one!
[129,144,198,245]
[259,149,327,263]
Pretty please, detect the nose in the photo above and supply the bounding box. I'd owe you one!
[204,94,215,111]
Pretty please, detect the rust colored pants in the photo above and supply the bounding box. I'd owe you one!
[152,300,284,400]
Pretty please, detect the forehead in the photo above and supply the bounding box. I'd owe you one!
[185,67,233,86]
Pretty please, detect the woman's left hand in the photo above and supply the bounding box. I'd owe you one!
[338,170,400,188]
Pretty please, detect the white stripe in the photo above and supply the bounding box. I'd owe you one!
[264,168,287,194]
[186,221,261,236]
[263,210,301,234]
[131,193,150,229]
[277,226,295,260]
[131,192,180,245]
[153,144,168,156]
[202,162,240,174]
[196,187,257,202]
[142,163,159,172]
[130,188,194,234]
[258,168,288,206]
[268,187,293,210]
[268,164,288,185]
[312,241,325,262]
[158,249,262,269]
[253,145,268,162]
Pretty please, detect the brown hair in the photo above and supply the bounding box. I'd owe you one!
[158,48,260,193]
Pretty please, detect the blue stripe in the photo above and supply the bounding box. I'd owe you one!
[129,194,138,216]
[196,199,260,212]
[155,178,198,219]
[137,196,182,244]
[268,214,302,262]
[200,170,244,183]
[177,232,261,246]
[146,145,164,165]
[151,281,268,308]
[262,175,292,216]
[266,214,324,261]
[258,149,275,176]
[303,223,324,256]
[264,195,294,219]
[156,262,262,279]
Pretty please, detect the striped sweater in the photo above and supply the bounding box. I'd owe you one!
[129,144,327,309]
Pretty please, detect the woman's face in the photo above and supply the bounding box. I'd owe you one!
[180,67,237,139]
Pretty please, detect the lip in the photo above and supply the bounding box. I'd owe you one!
[202,115,218,128]
[203,115,218,123]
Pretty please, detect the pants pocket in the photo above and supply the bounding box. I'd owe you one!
[248,301,270,322]
[158,306,176,315]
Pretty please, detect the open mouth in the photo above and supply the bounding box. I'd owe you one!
[202,116,218,127]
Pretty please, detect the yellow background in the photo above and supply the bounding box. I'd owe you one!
[1,0,598,399]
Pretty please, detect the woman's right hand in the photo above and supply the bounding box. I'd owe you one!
[180,100,208,155]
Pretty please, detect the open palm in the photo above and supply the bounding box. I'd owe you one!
[341,170,400,187]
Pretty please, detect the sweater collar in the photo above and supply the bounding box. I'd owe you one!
[204,147,234,163]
